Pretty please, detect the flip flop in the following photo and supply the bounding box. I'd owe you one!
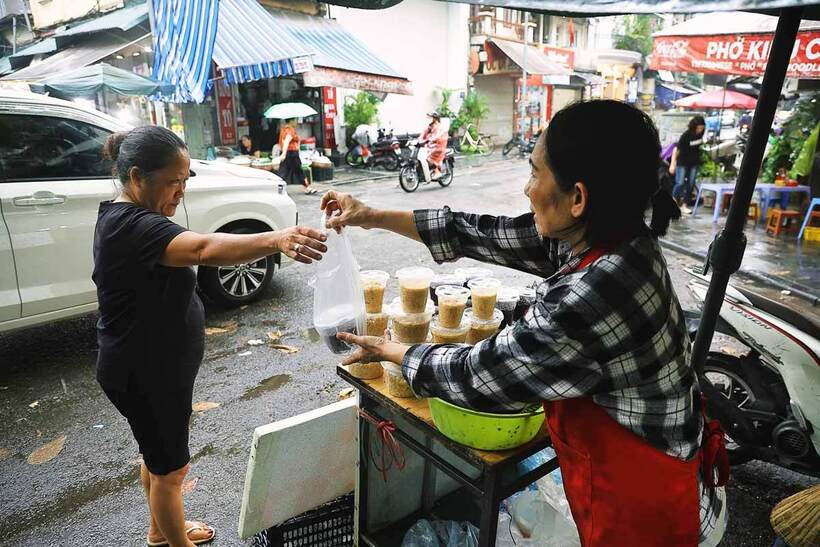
[304,187,318,195]
[146,522,215,546]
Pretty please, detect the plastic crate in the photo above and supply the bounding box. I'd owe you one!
[804,226,820,242]
[251,493,354,547]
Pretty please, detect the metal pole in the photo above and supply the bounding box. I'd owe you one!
[12,16,17,55]
[712,79,728,184]
[690,8,803,377]
[521,11,528,138]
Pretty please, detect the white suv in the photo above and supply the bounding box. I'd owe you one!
[0,92,297,334]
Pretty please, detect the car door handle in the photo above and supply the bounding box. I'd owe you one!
[13,192,66,206]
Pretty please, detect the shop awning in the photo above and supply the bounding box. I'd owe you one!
[651,11,820,79]
[9,38,58,69]
[213,0,315,84]
[37,63,175,97]
[488,38,571,76]
[149,0,218,103]
[2,30,149,82]
[58,1,148,37]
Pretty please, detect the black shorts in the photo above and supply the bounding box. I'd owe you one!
[102,384,193,475]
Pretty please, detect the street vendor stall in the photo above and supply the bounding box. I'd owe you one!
[239,2,820,546]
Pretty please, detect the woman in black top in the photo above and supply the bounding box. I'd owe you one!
[239,134,259,157]
[93,126,326,547]
[669,115,706,213]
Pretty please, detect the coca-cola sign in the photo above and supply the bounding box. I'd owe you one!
[651,31,820,79]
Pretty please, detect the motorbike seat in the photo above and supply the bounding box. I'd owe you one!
[733,286,820,340]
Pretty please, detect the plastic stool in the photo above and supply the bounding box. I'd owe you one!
[766,209,802,236]
[797,198,820,240]
[747,203,760,224]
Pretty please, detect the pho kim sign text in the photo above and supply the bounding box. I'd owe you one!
[651,31,820,79]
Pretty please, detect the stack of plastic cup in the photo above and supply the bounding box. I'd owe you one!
[465,308,504,344]
[514,287,537,321]
[496,287,520,327]
[429,272,467,305]
[436,286,471,328]
[360,270,390,313]
[396,267,434,313]
[388,297,435,344]
[430,316,470,344]
[454,267,493,288]
[382,361,415,398]
[468,277,502,320]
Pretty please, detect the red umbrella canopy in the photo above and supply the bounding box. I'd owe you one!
[673,89,758,109]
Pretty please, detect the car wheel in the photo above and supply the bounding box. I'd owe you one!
[198,226,276,307]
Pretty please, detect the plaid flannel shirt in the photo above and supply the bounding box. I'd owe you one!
[402,207,725,543]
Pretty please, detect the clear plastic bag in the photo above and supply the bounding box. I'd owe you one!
[401,519,479,547]
[312,214,366,354]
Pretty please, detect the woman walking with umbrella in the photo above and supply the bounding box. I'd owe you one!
[266,103,319,195]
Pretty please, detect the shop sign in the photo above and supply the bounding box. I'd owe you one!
[292,56,315,74]
[303,67,413,96]
[215,78,236,146]
[651,31,820,79]
[322,87,337,150]
[542,45,575,70]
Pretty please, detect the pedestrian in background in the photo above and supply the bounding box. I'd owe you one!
[94,126,326,547]
[278,118,317,194]
[669,115,706,214]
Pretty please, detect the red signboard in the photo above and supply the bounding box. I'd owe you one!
[322,87,337,150]
[652,31,820,79]
[215,79,236,146]
[542,45,575,71]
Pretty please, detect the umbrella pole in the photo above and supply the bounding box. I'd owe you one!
[690,8,803,379]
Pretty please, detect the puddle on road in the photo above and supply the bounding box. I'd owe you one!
[241,374,291,401]
[0,465,140,540]
[191,443,217,463]
[301,328,321,343]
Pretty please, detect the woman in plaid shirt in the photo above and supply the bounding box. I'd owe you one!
[322,100,727,546]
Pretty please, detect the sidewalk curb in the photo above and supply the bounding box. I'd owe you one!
[660,240,819,307]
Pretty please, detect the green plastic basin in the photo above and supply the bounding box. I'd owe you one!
[428,398,545,451]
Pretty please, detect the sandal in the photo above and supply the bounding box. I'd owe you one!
[304,187,318,195]
[146,521,215,546]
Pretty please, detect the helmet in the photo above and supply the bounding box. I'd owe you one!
[427,111,441,121]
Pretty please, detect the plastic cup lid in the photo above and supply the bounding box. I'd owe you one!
[468,277,502,290]
[454,267,492,281]
[431,317,470,333]
[430,273,467,287]
[464,308,504,326]
[360,270,390,284]
[381,361,402,375]
[435,285,471,299]
[395,266,434,281]
[497,287,520,303]
[388,297,435,318]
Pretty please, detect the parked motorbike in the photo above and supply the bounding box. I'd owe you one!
[685,270,820,477]
[502,132,539,158]
[345,127,401,171]
[398,139,455,193]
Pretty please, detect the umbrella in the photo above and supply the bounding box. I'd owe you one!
[38,63,175,97]
[673,89,758,109]
[264,102,318,119]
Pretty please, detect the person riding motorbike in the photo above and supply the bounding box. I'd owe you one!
[419,112,448,180]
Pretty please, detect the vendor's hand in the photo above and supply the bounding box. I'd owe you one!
[320,190,375,232]
[337,331,410,366]
[668,164,676,175]
[273,225,327,264]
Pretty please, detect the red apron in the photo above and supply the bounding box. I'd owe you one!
[542,248,716,546]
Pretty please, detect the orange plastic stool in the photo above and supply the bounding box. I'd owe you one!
[766,209,802,236]
[747,203,760,224]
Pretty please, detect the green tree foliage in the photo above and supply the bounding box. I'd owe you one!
[763,92,820,182]
[343,92,380,129]
[613,15,655,57]
[456,91,490,132]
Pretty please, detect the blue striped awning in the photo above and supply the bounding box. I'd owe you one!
[212,0,314,85]
[149,0,218,103]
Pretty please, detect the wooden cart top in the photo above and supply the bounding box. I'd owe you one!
[337,365,550,470]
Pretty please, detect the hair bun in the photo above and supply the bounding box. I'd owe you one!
[103,131,128,161]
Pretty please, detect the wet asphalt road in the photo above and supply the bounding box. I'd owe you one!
[1,157,817,547]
